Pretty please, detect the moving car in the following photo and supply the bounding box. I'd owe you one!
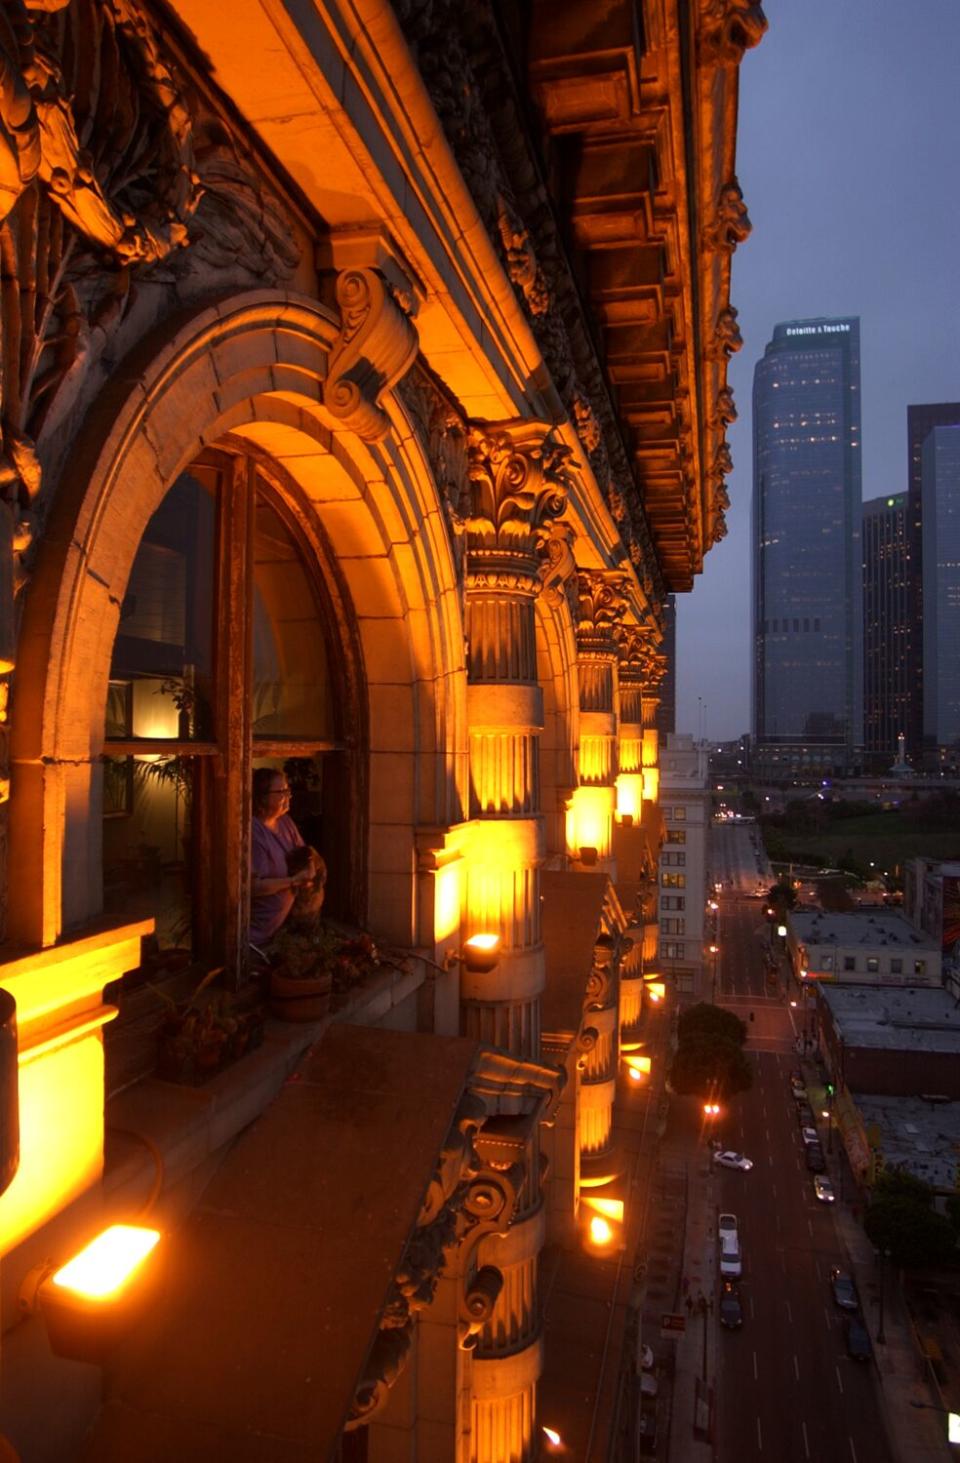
[805,1144,825,1172]
[719,1282,743,1329]
[800,1126,819,1146]
[844,1315,872,1361]
[814,1175,836,1203]
[713,1151,754,1171]
[830,1267,859,1311]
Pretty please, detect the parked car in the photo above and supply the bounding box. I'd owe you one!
[790,1080,806,1101]
[830,1267,859,1311]
[844,1315,872,1361]
[719,1282,743,1329]
[797,1104,816,1128]
[814,1175,835,1203]
[800,1126,819,1146]
[713,1151,754,1171]
[805,1144,825,1172]
[789,1069,804,1085]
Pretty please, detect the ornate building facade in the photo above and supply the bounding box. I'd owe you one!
[0,2,762,1458]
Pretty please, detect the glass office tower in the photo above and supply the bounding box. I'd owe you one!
[922,425,960,762]
[906,403,960,759]
[863,493,910,766]
[752,318,863,777]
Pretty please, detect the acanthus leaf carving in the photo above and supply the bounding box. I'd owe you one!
[538,518,576,610]
[325,267,418,442]
[575,571,629,647]
[497,196,550,316]
[465,418,572,562]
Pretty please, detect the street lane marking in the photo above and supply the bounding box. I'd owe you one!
[802,1421,810,1459]
[815,1260,822,1281]
[836,1365,844,1395]
[808,1218,814,1237]
[849,1440,858,1463]
[785,1300,792,1323]
[750,1295,756,1319]
[824,1306,832,1330]
[772,1183,777,1199]
[757,1417,763,1451]
[793,1353,799,1381]
[753,1350,758,1381]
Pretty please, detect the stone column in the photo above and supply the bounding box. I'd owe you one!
[571,573,628,870]
[615,626,646,829]
[461,420,570,1062]
[578,934,621,1186]
[640,651,667,806]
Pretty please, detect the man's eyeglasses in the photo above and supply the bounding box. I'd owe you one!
[268,785,291,797]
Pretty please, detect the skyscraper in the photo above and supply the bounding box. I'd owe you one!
[922,425,960,762]
[906,403,960,759]
[862,493,910,766]
[752,318,862,778]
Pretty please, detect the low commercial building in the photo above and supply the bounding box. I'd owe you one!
[788,910,940,987]
[852,1093,960,1196]
[817,984,960,1099]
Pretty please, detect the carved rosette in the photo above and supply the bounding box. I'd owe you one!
[465,420,572,593]
[325,268,418,442]
[700,0,769,66]
[704,178,752,255]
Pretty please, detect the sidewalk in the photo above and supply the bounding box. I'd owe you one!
[800,1060,952,1463]
[666,1146,717,1463]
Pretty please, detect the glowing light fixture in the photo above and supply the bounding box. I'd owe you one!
[777,925,787,938]
[647,982,665,1003]
[462,933,500,974]
[702,1101,721,1117]
[589,1215,614,1246]
[25,1223,162,1362]
[543,1427,562,1447]
[51,1225,159,1301]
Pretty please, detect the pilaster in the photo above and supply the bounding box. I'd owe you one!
[578,934,622,1186]
[615,625,647,826]
[641,649,668,806]
[461,420,572,1061]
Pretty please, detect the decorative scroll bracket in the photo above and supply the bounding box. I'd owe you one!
[325,267,418,442]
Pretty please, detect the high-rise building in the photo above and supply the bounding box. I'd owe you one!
[906,403,960,758]
[752,318,863,778]
[922,425,960,761]
[862,493,910,766]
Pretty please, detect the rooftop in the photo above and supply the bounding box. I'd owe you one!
[792,911,934,949]
[853,1092,960,1193]
[822,984,960,1054]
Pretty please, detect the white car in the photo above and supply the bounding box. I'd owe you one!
[713,1150,754,1171]
[814,1175,835,1203]
[800,1126,819,1146]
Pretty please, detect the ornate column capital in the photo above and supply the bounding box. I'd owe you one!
[325,267,419,442]
[615,624,655,684]
[465,419,573,591]
[575,571,630,655]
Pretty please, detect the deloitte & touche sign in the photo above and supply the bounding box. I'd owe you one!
[784,323,852,337]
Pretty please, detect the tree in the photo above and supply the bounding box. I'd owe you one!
[766,881,797,916]
[678,1002,746,1047]
[864,1195,955,1269]
[669,1033,753,1100]
[874,1167,935,1206]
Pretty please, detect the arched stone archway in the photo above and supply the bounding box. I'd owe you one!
[9,290,466,947]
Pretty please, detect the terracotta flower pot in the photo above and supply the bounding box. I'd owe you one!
[270,968,333,1022]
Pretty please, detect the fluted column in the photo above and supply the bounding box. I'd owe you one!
[579,934,621,1186]
[615,626,646,827]
[570,573,628,869]
[640,651,667,806]
[461,420,571,1062]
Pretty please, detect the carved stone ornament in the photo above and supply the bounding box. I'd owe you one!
[713,441,734,480]
[497,196,550,316]
[709,305,744,362]
[615,624,652,681]
[575,571,629,648]
[715,385,738,428]
[572,392,601,454]
[700,0,769,66]
[584,933,616,1011]
[538,517,577,611]
[325,267,418,442]
[465,418,572,569]
[704,178,752,254]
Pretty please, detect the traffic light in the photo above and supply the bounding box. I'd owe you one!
[825,1082,835,1097]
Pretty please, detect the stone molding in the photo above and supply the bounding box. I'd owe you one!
[325,267,419,442]
[700,0,769,66]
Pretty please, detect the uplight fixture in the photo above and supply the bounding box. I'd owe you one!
[462,933,500,974]
[25,1223,162,1363]
[543,1427,562,1447]
[589,1215,614,1246]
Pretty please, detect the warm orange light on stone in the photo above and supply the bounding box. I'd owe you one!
[52,1225,160,1302]
[615,770,643,823]
[569,785,612,861]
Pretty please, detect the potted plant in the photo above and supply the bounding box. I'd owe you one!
[156,967,265,1083]
[267,926,338,1022]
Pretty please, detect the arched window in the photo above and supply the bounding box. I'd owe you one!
[102,445,357,976]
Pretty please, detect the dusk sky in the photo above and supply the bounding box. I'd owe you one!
[676,1,960,741]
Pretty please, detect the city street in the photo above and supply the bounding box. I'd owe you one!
[711,891,896,1463]
[711,820,773,898]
